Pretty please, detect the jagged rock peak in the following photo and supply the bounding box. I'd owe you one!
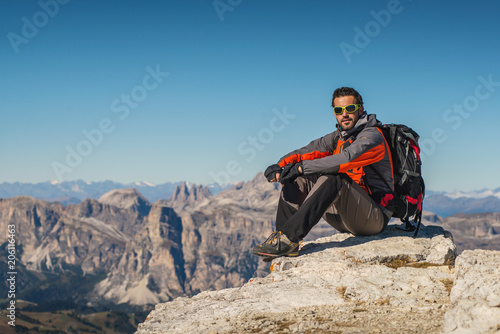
[170,182,189,202]
[98,188,151,214]
[169,182,212,203]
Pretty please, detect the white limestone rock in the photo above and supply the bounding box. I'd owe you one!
[136,224,457,333]
[444,249,500,333]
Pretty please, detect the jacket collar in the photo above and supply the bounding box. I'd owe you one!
[336,112,380,139]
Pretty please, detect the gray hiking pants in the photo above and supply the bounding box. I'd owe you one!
[276,174,390,242]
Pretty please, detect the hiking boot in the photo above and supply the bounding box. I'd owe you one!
[252,231,299,258]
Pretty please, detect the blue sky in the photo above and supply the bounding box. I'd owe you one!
[1,0,500,192]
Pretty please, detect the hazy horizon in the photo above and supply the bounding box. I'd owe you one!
[0,176,499,195]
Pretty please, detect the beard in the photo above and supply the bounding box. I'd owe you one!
[338,116,356,130]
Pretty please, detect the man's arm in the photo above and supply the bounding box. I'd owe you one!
[264,132,336,183]
[302,127,385,175]
[277,132,337,167]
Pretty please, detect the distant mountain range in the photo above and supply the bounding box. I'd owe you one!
[0,181,498,217]
[0,180,235,205]
[431,188,500,199]
[424,188,500,217]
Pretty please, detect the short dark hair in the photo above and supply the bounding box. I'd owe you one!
[331,87,364,107]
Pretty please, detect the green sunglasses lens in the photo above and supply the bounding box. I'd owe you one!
[333,107,343,114]
[345,104,357,112]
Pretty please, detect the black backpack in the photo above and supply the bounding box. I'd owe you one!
[370,124,425,236]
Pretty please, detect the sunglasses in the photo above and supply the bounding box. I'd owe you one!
[333,104,362,115]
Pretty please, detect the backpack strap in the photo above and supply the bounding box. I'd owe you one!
[365,126,394,193]
[413,211,422,236]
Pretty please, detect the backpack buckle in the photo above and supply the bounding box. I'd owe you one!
[396,216,422,237]
[396,219,416,232]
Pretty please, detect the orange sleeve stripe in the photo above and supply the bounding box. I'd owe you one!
[279,154,301,167]
[301,150,332,161]
[279,151,332,167]
[338,143,385,173]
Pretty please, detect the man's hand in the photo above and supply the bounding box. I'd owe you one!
[264,164,282,183]
[280,162,303,183]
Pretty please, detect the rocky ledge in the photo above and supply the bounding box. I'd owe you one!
[136,225,500,333]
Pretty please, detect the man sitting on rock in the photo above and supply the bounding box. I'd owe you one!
[253,87,394,259]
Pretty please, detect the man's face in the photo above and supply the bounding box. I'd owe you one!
[333,95,364,131]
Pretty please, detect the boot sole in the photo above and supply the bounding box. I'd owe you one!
[253,250,299,258]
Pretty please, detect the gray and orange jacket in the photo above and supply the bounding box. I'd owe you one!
[277,113,394,199]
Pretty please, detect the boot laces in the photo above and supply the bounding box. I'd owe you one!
[265,231,281,246]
